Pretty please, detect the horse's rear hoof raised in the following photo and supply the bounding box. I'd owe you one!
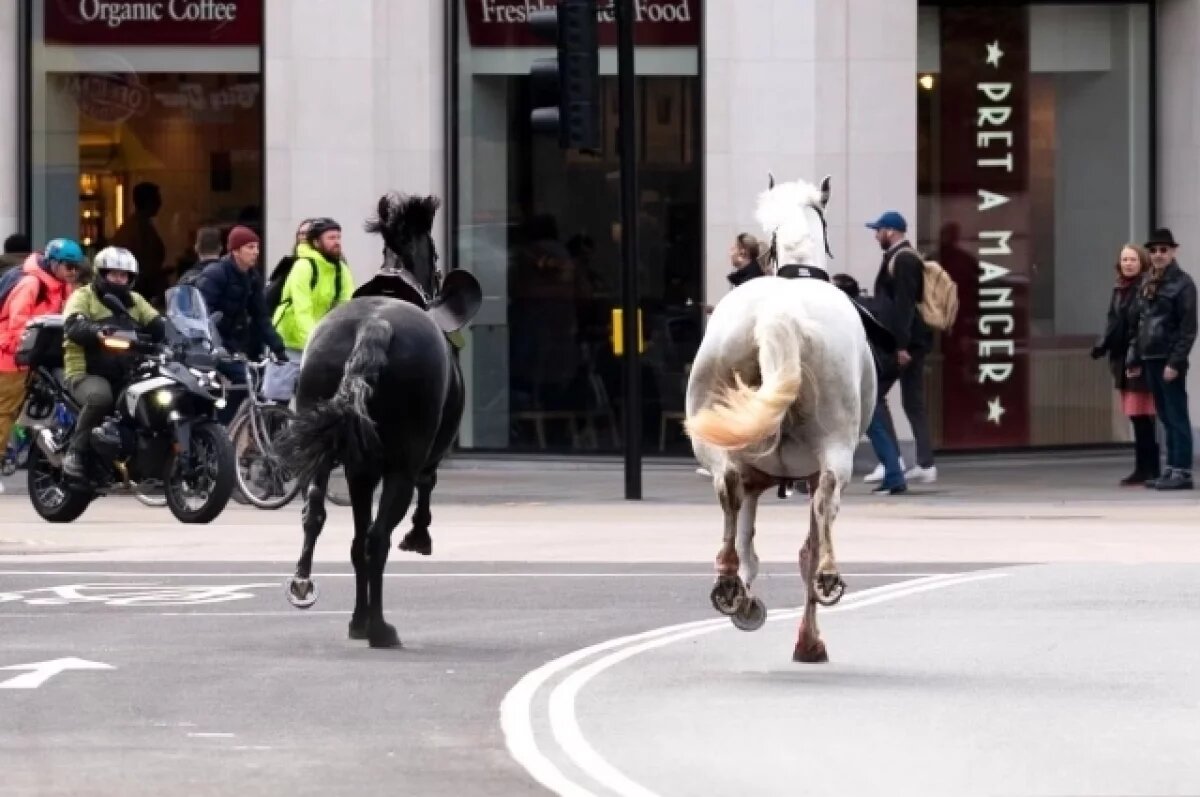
[814,572,846,606]
[285,577,319,609]
[730,596,767,631]
[398,528,432,556]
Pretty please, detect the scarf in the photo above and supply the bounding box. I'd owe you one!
[1141,262,1169,300]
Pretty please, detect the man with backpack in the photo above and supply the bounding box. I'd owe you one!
[865,211,938,485]
[175,226,224,288]
[262,217,353,401]
[0,238,83,491]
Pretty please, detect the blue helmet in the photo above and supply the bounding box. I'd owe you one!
[44,238,84,266]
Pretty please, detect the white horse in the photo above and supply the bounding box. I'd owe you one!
[684,174,876,663]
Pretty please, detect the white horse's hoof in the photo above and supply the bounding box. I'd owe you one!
[730,596,767,631]
[710,576,745,616]
[814,573,845,606]
[286,577,319,609]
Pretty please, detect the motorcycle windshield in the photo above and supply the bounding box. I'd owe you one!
[164,286,221,351]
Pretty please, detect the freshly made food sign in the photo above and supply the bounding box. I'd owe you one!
[45,0,261,45]
[466,0,698,47]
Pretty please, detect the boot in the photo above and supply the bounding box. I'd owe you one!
[62,446,86,479]
[1123,415,1160,486]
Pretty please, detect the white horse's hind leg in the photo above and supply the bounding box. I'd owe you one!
[735,492,760,588]
[709,470,745,616]
[811,453,850,606]
[794,504,829,662]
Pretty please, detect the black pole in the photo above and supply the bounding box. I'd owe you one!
[616,0,641,500]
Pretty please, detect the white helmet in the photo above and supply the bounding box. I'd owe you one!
[93,246,139,276]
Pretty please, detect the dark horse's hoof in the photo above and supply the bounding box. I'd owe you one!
[792,636,829,664]
[348,616,368,640]
[398,528,432,556]
[368,621,402,649]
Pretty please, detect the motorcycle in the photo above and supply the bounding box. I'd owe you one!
[17,285,237,524]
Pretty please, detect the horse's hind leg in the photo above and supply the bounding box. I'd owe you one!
[286,464,332,609]
[398,467,436,556]
[811,454,850,606]
[730,482,768,631]
[794,500,829,663]
[709,470,745,616]
[363,471,416,648]
[347,468,381,640]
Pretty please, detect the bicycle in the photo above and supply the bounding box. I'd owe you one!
[225,356,350,509]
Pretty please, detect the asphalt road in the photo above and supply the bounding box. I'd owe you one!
[0,561,951,797]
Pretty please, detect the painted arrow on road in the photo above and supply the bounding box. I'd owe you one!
[0,658,115,690]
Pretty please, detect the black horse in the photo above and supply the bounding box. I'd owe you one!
[277,192,481,648]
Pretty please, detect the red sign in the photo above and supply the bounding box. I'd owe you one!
[464,0,698,47]
[44,0,262,45]
[936,7,1031,448]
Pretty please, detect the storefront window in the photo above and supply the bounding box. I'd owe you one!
[453,0,703,453]
[917,2,1151,449]
[28,0,263,305]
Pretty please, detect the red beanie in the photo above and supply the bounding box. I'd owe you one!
[227,225,260,253]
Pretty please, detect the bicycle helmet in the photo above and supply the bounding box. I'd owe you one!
[92,246,139,277]
[43,238,84,266]
[306,217,342,244]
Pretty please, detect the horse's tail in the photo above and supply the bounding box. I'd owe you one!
[278,317,392,485]
[685,304,803,451]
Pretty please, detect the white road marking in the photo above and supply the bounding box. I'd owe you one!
[187,732,235,739]
[502,571,1007,797]
[0,570,950,578]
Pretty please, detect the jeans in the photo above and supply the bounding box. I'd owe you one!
[1143,360,1193,471]
[866,404,905,489]
[877,349,934,468]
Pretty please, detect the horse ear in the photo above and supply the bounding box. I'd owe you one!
[819,175,832,208]
[768,172,775,190]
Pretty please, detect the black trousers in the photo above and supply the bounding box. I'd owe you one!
[68,375,114,452]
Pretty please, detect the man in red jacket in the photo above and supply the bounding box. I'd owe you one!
[0,238,82,489]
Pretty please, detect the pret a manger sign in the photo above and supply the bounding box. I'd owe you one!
[465,0,699,46]
[45,0,262,45]
[937,8,1031,447]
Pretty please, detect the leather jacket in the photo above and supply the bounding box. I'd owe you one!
[1094,282,1147,390]
[1127,261,1198,372]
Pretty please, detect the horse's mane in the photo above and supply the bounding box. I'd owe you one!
[365,192,441,244]
[755,179,824,267]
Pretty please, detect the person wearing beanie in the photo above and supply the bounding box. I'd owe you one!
[193,224,287,423]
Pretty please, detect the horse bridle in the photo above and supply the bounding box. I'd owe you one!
[767,202,834,273]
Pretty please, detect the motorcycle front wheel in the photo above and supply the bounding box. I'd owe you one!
[164,421,236,524]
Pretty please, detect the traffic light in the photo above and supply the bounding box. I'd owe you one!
[528,0,600,151]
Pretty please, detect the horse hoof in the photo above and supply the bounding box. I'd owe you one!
[285,577,319,609]
[348,617,368,640]
[710,575,745,616]
[814,572,845,606]
[792,637,829,664]
[398,529,432,556]
[368,622,402,649]
[730,596,767,631]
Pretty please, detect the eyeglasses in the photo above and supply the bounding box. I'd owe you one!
[1149,246,1173,255]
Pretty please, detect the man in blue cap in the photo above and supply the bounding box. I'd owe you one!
[863,210,936,485]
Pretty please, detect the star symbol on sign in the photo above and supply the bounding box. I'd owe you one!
[985,40,1004,68]
[986,397,1006,425]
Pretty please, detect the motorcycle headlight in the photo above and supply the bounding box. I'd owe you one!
[153,389,174,408]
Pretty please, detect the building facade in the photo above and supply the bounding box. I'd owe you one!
[3,0,1199,458]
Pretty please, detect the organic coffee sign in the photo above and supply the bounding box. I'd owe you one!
[44,0,262,45]
[936,7,1031,448]
[465,0,698,47]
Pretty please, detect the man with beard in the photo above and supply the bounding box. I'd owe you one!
[61,246,167,478]
[263,217,354,402]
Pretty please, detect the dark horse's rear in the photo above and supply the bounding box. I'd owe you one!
[285,297,463,484]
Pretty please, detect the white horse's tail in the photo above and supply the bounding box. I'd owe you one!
[685,305,803,451]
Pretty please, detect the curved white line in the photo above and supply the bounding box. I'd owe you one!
[501,571,1001,796]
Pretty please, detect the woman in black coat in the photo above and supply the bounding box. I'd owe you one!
[1092,244,1158,485]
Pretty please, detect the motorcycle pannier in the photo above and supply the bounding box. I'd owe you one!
[15,314,65,369]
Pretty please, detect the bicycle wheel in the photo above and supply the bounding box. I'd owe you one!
[326,464,351,506]
[229,404,302,510]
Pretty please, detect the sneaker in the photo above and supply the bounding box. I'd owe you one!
[1155,469,1194,491]
[905,465,938,484]
[696,467,711,477]
[864,458,905,483]
[872,481,907,495]
[1145,469,1170,489]
[62,450,85,479]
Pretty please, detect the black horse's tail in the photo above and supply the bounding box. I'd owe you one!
[279,317,392,485]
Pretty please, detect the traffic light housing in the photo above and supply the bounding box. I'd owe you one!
[528,0,600,151]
